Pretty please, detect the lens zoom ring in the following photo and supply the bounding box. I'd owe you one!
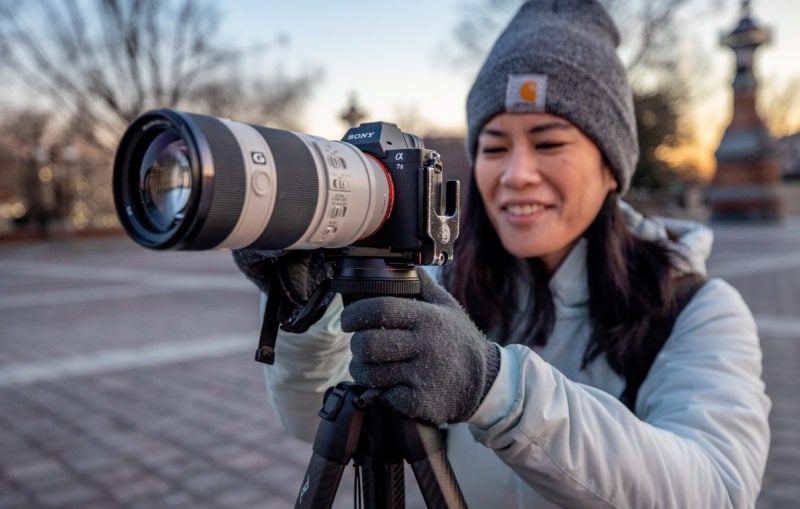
[251,126,319,250]
[187,114,247,249]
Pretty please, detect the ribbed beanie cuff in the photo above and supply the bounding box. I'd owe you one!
[466,0,639,195]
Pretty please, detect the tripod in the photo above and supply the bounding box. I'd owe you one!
[253,256,468,507]
[294,258,468,508]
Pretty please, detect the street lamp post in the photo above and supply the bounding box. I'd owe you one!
[709,0,783,221]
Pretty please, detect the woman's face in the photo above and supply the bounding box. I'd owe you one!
[475,112,617,272]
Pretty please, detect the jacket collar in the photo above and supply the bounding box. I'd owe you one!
[549,238,589,311]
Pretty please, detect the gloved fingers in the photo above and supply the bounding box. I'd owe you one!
[341,296,432,332]
[231,249,279,294]
[270,250,333,304]
[232,248,284,263]
[275,252,313,303]
[350,360,415,389]
[416,268,462,308]
[377,385,423,421]
[350,329,419,364]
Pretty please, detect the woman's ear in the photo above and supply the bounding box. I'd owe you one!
[603,164,619,192]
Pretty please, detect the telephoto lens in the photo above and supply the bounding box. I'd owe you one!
[113,109,394,251]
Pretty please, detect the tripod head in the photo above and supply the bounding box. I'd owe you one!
[331,257,421,299]
[254,254,425,366]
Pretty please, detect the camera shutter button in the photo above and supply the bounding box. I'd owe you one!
[251,171,271,196]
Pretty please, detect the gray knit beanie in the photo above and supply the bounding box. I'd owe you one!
[466,0,638,195]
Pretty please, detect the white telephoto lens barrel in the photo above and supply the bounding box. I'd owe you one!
[218,121,392,250]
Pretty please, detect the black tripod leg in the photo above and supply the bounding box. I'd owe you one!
[294,383,366,509]
[351,404,405,508]
[408,449,466,509]
[359,459,406,509]
[296,452,348,509]
[393,416,468,509]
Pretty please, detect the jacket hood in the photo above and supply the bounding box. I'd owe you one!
[619,200,712,278]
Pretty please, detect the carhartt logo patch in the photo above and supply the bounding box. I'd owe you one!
[506,74,547,112]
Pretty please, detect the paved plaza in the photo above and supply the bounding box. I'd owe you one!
[1,218,799,508]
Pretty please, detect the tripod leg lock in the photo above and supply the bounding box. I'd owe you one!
[319,383,349,420]
[313,383,366,464]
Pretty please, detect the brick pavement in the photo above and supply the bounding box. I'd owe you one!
[1,219,799,508]
[0,238,343,508]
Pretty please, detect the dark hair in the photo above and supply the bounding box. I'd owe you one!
[442,178,702,385]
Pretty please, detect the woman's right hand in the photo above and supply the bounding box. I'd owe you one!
[232,249,334,332]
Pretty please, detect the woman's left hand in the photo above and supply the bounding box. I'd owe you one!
[341,269,500,424]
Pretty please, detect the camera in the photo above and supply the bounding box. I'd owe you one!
[113,109,460,282]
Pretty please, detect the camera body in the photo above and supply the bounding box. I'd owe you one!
[336,121,459,266]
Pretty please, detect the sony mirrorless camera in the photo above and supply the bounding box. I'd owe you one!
[113,109,460,295]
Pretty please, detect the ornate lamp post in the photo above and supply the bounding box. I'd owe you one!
[709,0,782,221]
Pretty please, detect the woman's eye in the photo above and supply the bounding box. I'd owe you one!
[479,146,507,155]
[536,141,566,150]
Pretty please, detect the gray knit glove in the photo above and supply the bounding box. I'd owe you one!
[231,249,334,331]
[341,269,501,424]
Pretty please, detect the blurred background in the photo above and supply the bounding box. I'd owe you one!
[0,0,798,238]
[1,1,799,508]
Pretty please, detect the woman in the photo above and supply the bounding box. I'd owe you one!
[234,1,770,506]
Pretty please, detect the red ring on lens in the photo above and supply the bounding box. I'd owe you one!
[358,152,394,240]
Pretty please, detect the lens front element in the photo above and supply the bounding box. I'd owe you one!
[139,130,192,233]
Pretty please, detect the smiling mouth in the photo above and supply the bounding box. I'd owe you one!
[503,203,548,216]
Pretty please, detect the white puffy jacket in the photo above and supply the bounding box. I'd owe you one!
[264,213,770,508]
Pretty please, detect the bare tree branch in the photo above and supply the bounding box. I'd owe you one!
[0,0,299,152]
[0,0,323,231]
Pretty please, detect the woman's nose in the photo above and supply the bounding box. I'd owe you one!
[500,147,542,189]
